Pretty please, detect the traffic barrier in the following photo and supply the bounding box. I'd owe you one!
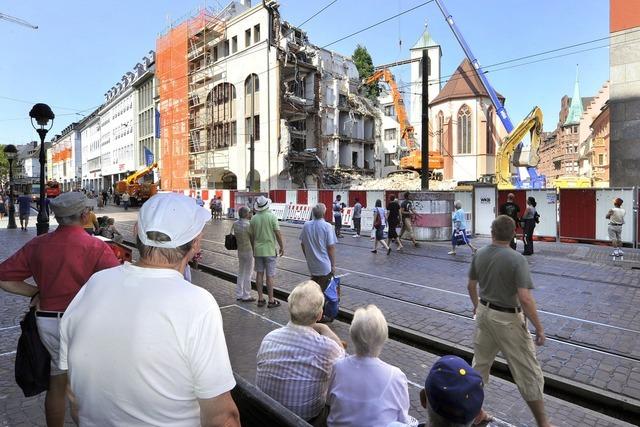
[270,203,288,221]
[285,190,297,205]
[342,207,354,228]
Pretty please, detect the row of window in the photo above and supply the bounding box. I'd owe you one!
[433,105,496,156]
[138,109,154,138]
[211,24,260,63]
[113,123,133,141]
[138,79,154,111]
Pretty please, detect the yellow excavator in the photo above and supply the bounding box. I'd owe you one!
[115,162,158,206]
[496,107,543,189]
[364,69,444,177]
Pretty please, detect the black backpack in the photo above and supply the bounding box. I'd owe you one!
[534,211,540,224]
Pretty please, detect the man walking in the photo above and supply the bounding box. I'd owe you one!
[499,192,521,250]
[59,193,239,426]
[0,192,120,427]
[606,197,625,257]
[300,203,337,292]
[333,195,345,238]
[17,190,31,230]
[467,215,551,426]
[400,192,419,247]
[352,198,362,238]
[249,195,285,308]
[121,190,131,211]
[195,192,205,207]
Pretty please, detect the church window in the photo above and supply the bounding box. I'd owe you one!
[457,104,471,154]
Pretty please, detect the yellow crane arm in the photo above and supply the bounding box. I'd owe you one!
[125,162,158,185]
[496,107,543,189]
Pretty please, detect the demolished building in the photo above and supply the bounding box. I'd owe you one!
[156,0,381,192]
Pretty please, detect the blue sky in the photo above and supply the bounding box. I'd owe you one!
[0,0,609,143]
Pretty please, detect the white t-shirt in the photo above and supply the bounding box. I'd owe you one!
[59,263,236,427]
[327,356,410,427]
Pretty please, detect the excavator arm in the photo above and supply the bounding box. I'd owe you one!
[125,162,158,185]
[496,107,543,189]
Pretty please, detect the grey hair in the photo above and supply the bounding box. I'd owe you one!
[136,232,195,265]
[54,213,83,226]
[454,200,462,210]
[427,406,473,427]
[312,203,326,220]
[238,206,250,219]
[350,305,388,357]
[288,281,324,325]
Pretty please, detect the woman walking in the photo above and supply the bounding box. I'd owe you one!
[233,206,255,301]
[371,200,391,255]
[521,196,538,256]
[448,200,476,255]
[386,195,404,251]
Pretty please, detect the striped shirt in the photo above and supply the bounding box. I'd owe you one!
[256,322,345,420]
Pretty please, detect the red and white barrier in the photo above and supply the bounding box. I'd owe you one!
[270,203,288,220]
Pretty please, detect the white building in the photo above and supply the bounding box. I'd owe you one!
[159,0,379,192]
[78,52,158,191]
[50,123,82,191]
[377,90,401,177]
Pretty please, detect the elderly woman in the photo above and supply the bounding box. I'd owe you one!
[233,206,255,301]
[449,200,476,256]
[327,305,411,427]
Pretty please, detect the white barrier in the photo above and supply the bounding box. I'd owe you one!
[595,188,635,244]
[367,191,385,209]
[284,204,313,222]
[307,190,319,206]
[286,190,297,205]
[342,207,354,228]
[527,189,557,239]
[454,191,473,234]
[270,203,288,221]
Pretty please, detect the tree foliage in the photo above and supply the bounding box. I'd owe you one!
[0,146,9,184]
[353,45,380,101]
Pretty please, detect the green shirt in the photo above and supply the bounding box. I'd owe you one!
[468,244,533,308]
[249,210,280,257]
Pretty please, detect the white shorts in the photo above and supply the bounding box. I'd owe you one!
[36,314,66,375]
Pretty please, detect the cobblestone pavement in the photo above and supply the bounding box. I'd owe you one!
[116,219,640,405]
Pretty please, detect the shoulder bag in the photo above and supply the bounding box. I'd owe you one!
[15,307,50,397]
[225,224,238,250]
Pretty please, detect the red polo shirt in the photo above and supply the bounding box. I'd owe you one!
[0,225,120,311]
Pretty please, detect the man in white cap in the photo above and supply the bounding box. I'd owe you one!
[249,195,284,308]
[59,193,240,427]
[0,191,120,427]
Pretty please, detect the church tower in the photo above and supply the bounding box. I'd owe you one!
[409,23,442,143]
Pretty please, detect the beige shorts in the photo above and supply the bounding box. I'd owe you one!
[36,315,66,375]
[608,225,622,241]
[472,304,544,402]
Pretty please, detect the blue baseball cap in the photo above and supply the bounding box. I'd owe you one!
[425,356,484,424]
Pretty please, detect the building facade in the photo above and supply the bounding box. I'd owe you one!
[577,82,610,186]
[609,0,640,186]
[50,124,82,191]
[157,0,380,192]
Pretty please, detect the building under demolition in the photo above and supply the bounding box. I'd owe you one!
[156,0,380,192]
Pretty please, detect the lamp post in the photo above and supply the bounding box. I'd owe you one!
[3,145,18,229]
[29,103,55,235]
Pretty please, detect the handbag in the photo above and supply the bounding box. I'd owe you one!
[373,208,382,228]
[225,226,238,250]
[323,276,340,320]
[15,307,50,397]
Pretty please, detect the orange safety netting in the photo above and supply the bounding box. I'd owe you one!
[157,21,189,192]
[52,147,72,163]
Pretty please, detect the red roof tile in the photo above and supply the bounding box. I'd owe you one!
[431,58,505,105]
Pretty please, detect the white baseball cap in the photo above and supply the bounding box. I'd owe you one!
[137,193,210,248]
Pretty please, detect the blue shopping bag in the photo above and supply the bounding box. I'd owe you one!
[323,276,340,320]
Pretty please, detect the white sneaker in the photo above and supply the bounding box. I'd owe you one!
[448,251,456,255]
[618,249,624,256]
[352,234,360,238]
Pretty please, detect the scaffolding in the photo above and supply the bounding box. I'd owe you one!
[156,8,225,191]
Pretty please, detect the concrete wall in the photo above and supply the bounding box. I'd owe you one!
[609,27,640,186]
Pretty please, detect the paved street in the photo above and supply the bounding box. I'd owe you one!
[0,207,637,425]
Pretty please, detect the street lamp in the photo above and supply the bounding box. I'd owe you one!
[29,103,55,235]
[3,144,18,229]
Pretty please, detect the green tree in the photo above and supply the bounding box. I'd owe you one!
[0,146,9,184]
[353,45,380,101]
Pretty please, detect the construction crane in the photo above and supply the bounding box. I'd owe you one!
[364,69,444,177]
[0,12,38,29]
[115,162,158,206]
[434,0,545,189]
